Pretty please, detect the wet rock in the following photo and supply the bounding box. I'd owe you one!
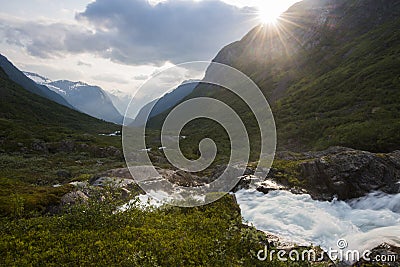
[297,147,400,200]
[232,176,264,192]
[256,186,277,194]
[163,169,206,187]
[266,147,400,201]
[210,164,254,183]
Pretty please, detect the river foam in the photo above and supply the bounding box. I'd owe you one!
[236,189,400,253]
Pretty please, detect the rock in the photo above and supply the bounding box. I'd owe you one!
[90,168,137,188]
[69,181,88,188]
[353,243,400,266]
[299,147,400,200]
[164,169,206,187]
[232,175,264,192]
[31,139,48,153]
[209,164,254,184]
[120,188,131,199]
[59,140,75,152]
[256,186,277,194]
[94,168,133,180]
[271,147,400,201]
[61,191,89,205]
[91,177,136,188]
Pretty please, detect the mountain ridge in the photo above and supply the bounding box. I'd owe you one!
[0,54,73,109]
[148,0,400,154]
[0,64,119,152]
[133,80,199,126]
[24,71,124,125]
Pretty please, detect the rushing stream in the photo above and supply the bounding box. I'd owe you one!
[235,189,400,253]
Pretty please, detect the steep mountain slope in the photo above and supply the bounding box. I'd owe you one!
[106,89,132,115]
[149,0,400,153]
[0,55,72,108]
[0,66,119,152]
[106,89,132,116]
[24,72,123,124]
[133,81,198,126]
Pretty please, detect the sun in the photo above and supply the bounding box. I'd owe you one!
[257,4,283,24]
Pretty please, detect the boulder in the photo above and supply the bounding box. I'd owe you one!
[163,169,207,187]
[31,139,48,153]
[61,191,89,205]
[271,147,400,201]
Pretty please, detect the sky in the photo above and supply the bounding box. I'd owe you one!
[0,0,300,101]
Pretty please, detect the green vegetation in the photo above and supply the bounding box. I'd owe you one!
[270,159,305,188]
[0,66,126,216]
[0,193,326,266]
[0,67,120,152]
[1,1,398,265]
[148,5,400,154]
[0,64,317,266]
[0,153,125,216]
[274,18,400,152]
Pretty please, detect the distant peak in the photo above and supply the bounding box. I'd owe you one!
[23,71,52,84]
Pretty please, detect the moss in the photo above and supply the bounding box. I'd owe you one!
[270,159,307,187]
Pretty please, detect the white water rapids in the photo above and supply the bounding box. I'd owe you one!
[236,189,400,253]
[121,184,400,255]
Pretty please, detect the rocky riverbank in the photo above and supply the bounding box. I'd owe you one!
[269,147,400,201]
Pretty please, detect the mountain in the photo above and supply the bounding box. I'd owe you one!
[133,80,199,126]
[0,66,119,152]
[148,0,400,153]
[24,72,124,125]
[106,89,132,117]
[0,54,72,108]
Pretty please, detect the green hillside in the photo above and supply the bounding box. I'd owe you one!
[0,66,124,215]
[148,0,400,154]
[0,67,308,267]
[0,54,73,108]
[0,67,120,152]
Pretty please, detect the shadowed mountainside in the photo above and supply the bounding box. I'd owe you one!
[148,0,400,153]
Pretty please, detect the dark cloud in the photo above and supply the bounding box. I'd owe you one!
[0,0,258,65]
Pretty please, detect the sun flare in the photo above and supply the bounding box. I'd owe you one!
[257,4,283,24]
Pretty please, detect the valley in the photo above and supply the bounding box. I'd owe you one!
[0,0,400,266]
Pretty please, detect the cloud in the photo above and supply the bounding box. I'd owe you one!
[0,0,258,65]
[0,17,100,58]
[92,74,130,84]
[77,60,92,67]
[134,74,149,80]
